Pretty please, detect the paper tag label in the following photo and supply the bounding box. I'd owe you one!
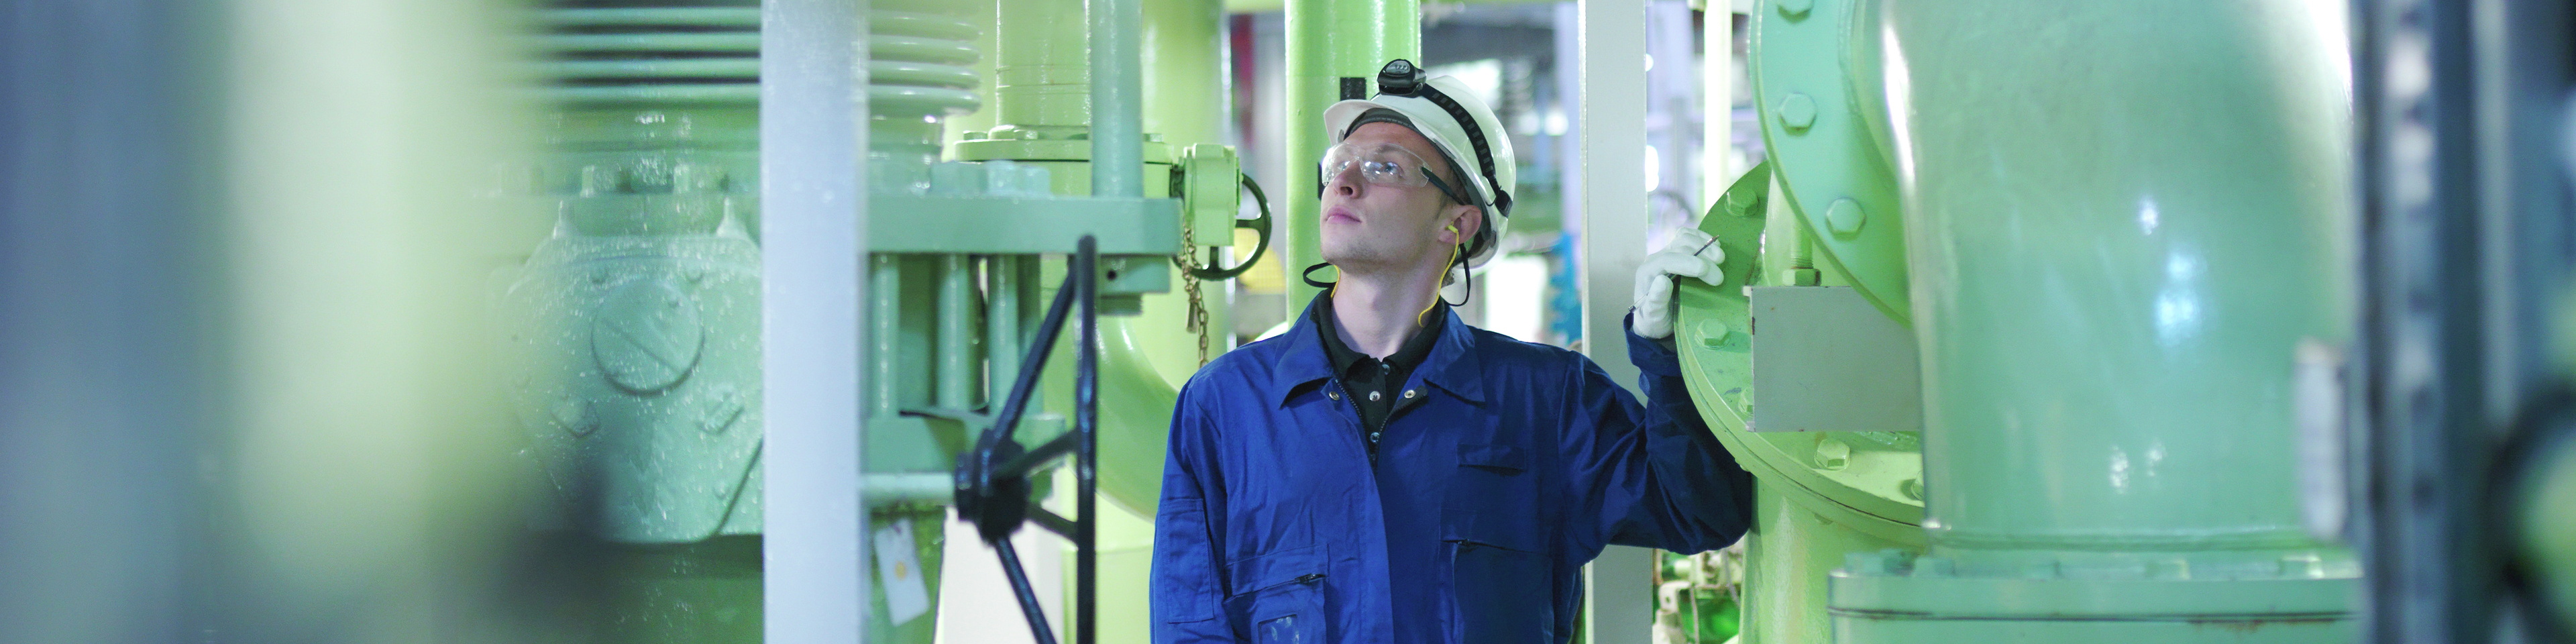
[873,518,932,625]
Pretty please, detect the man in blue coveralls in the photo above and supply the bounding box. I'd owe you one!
[1150,58,1752,644]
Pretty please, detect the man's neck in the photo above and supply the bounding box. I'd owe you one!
[1329,261,1446,359]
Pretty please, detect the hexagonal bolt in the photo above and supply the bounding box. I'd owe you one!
[672,163,728,194]
[1825,197,1867,234]
[1777,93,1818,131]
[701,388,746,434]
[1814,437,1851,471]
[580,165,613,197]
[550,395,598,437]
[1696,319,1735,348]
[1898,477,1924,501]
[1788,267,1821,286]
[1776,0,1813,18]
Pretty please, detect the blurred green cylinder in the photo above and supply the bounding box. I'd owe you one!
[1828,0,2361,639]
[1283,0,1419,305]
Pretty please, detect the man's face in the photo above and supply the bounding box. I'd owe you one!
[1319,121,1479,273]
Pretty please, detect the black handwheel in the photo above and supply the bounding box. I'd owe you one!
[1175,172,1272,281]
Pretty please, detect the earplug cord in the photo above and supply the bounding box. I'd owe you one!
[1416,239,1460,327]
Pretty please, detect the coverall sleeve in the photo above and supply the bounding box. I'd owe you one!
[1150,382,1232,643]
[1564,311,1756,555]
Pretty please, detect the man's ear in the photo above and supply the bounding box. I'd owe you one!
[1446,205,1485,246]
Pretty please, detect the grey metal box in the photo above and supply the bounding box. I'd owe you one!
[1748,286,1922,432]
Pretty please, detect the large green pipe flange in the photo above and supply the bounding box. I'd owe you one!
[1748,0,1909,323]
[1674,164,1926,548]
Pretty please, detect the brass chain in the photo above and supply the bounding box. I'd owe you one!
[1176,207,1212,367]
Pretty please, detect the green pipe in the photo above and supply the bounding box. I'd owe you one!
[994,0,1091,136]
[989,256,1026,405]
[1738,482,1915,644]
[1129,0,1234,384]
[1283,0,1419,305]
[936,255,982,408]
[1142,0,1229,147]
[871,256,903,419]
[1095,322,1186,515]
[1888,0,2350,556]
[1091,0,1145,199]
[1823,0,2359,638]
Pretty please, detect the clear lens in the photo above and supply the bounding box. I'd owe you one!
[1320,143,1431,189]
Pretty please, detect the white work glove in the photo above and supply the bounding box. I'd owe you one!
[1630,228,1725,339]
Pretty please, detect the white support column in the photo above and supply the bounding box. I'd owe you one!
[763,0,868,641]
[1578,0,1650,394]
[1576,0,1657,641]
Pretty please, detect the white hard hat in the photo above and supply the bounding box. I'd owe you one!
[1322,59,1517,269]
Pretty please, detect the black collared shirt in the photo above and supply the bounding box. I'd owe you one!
[1313,294,1444,460]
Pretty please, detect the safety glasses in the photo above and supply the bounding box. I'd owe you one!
[1320,142,1473,206]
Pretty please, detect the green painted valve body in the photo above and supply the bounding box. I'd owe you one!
[505,6,773,643]
[1679,0,2361,641]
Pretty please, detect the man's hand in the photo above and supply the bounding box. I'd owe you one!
[1631,228,1725,339]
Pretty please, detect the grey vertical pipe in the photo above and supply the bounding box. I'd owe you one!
[937,255,983,408]
[1089,0,1144,198]
[761,0,867,641]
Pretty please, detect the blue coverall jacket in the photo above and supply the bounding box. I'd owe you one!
[1149,298,1754,644]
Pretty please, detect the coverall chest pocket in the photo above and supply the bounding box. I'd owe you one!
[1444,443,1552,644]
[1224,545,1327,644]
